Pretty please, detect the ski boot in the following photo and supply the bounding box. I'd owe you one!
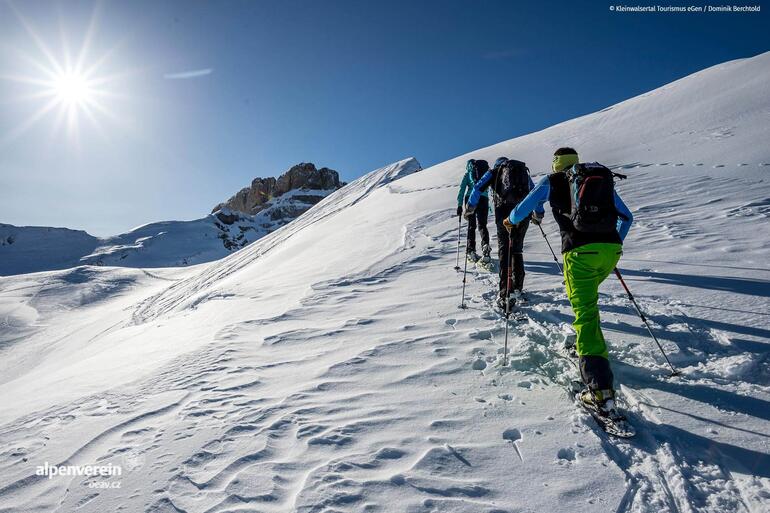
[578,388,635,437]
[512,289,528,304]
[475,244,494,272]
[579,388,617,416]
[481,244,492,264]
[467,249,480,263]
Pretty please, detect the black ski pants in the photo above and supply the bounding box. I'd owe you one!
[495,205,530,293]
[466,196,490,253]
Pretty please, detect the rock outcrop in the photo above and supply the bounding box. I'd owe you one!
[212,163,342,215]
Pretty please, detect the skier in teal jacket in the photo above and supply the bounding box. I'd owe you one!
[457,159,491,263]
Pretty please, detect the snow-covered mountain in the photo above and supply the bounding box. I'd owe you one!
[0,53,768,513]
[0,163,355,276]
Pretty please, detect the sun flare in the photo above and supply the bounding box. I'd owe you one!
[1,4,122,145]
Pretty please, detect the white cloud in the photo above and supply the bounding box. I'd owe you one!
[163,68,213,80]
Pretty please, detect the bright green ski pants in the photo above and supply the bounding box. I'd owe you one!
[563,243,623,359]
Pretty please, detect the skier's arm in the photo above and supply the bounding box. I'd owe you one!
[457,174,469,206]
[467,170,494,208]
[614,191,633,241]
[508,176,550,224]
[527,175,545,217]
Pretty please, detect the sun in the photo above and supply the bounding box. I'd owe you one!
[1,4,122,146]
[52,72,95,107]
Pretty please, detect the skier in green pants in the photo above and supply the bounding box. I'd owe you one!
[503,147,633,413]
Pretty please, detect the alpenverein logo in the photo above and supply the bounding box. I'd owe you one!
[35,462,123,479]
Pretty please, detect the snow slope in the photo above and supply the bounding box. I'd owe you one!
[0,225,100,276]
[0,53,769,513]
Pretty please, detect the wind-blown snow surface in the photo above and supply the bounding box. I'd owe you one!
[1,53,769,513]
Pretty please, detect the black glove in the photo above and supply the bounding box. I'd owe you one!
[456,206,463,217]
[463,205,476,220]
[531,212,544,225]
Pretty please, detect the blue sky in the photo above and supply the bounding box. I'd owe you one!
[0,0,767,235]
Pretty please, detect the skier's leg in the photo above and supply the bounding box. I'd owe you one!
[511,221,530,291]
[495,209,510,293]
[477,197,490,249]
[466,206,477,254]
[563,243,622,392]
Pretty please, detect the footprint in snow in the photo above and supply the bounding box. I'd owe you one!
[556,447,577,462]
[503,428,523,461]
[469,330,492,340]
[503,428,521,442]
[472,358,487,370]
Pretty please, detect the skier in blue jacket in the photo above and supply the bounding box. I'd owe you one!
[465,157,538,308]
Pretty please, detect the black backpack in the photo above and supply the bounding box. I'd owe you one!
[566,163,627,233]
[469,159,489,182]
[494,159,530,207]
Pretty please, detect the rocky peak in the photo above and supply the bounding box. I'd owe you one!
[212,163,343,215]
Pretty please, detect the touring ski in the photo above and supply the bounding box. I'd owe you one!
[568,382,636,438]
[561,342,635,438]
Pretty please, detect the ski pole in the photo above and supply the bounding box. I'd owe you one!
[459,227,469,309]
[502,226,514,365]
[537,223,563,276]
[614,267,679,376]
[454,214,462,271]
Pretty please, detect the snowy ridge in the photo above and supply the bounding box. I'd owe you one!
[0,54,769,513]
[0,224,100,276]
[130,157,422,324]
[0,187,342,276]
[0,213,259,275]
